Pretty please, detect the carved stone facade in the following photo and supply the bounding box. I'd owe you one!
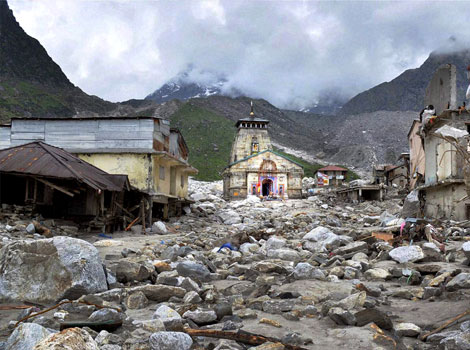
[222,105,304,200]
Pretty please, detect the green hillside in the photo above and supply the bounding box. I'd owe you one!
[170,103,236,181]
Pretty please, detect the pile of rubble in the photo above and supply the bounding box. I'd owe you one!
[1,180,470,350]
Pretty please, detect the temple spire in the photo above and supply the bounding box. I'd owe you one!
[250,100,255,117]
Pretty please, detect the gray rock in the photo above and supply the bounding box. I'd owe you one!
[34,327,98,350]
[89,308,124,323]
[293,263,325,280]
[333,241,368,256]
[395,322,421,337]
[5,323,52,350]
[262,299,294,314]
[152,305,183,330]
[389,245,424,263]
[149,332,192,350]
[0,237,107,303]
[354,308,393,330]
[446,273,470,291]
[182,309,217,324]
[126,291,149,309]
[266,248,299,261]
[265,236,286,251]
[115,260,151,283]
[439,331,470,350]
[130,285,186,302]
[217,210,242,225]
[176,261,211,282]
[328,307,356,326]
[183,291,202,304]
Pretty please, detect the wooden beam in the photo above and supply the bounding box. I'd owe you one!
[36,178,74,197]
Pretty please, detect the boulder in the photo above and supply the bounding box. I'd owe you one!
[328,307,356,326]
[176,261,211,282]
[395,322,421,337]
[364,268,392,281]
[293,263,325,280]
[88,309,124,323]
[5,323,52,350]
[182,309,217,324]
[149,332,192,350]
[34,328,98,350]
[265,236,286,251]
[153,305,183,330]
[129,285,186,302]
[0,237,107,303]
[266,248,300,261]
[126,291,149,309]
[217,210,242,225]
[446,273,470,291]
[115,260,152,283]
[389,246,424,264]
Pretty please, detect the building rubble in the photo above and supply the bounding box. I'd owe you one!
[0,179,469,350]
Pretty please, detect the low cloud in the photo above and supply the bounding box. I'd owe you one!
[9,0,470,108]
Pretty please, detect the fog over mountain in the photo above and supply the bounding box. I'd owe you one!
[9,1,470,109]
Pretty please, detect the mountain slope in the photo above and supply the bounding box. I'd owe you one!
[0,1,115,121]
[341,50,470,115]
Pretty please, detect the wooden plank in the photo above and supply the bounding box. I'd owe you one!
[37,178,75,197]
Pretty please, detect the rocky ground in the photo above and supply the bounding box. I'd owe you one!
[1,180,470,350]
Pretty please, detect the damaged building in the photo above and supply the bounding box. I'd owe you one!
[315,165,348,187]
[0,141,132,231]
[0,116,197,221]
[411,63,470,220]
[222,103,304,200]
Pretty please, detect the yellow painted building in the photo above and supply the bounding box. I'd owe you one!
[0,117,197,219]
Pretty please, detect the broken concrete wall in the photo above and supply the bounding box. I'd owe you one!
[424,63,457,116]
[424,182,468,220]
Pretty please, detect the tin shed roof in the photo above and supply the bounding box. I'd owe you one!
[0,141,128,191]
[318,165,348,172]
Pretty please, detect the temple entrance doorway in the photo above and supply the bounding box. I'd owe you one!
[262,179,273,196]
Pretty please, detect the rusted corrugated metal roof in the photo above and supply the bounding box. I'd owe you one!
[0,142,128,191]
[318,165,348,172]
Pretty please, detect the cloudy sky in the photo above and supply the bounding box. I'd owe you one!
[8,0,470,108]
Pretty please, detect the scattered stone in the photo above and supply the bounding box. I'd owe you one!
[176,261,211,282]
[34,328,98,350]
[328,307,356,326]
[182,309,217,324]
[149,332,192,350]
[389,245,424,264]
[126,291,149,309]
[395,322,421,337]
[5,323,52,350]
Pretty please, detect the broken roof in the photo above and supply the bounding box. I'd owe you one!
[0,141,129,191]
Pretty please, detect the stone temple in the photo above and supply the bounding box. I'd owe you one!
[222,102,304,200]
